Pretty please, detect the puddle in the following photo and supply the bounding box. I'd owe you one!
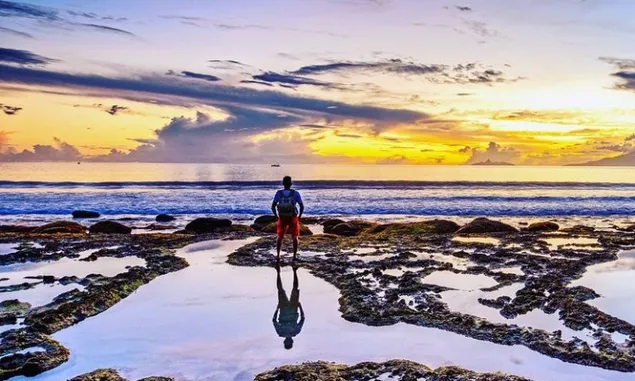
[0,256,146,284]
[13,240,630,381]
[0,243,19,256]
[348,253,394,263]
[497,266,524,275]
[421,271,498,290]
[440,285,591,344]
[571,249,635,324]
[452,237,501,246]
[544,237,600,251]
[343,247,377,255]
[0,284,85,308]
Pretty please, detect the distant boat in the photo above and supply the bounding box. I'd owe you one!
[271,163,281,167]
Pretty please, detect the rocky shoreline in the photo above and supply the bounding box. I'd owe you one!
[0,215,633,380]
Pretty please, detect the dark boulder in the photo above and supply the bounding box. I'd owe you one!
[0,225,36,233]
[144,224,176,231]
[323,219,346,231]
[89,221,132,234]
[185,218,232,234]
[563,225,596,233]
[72,210,100,219]
[155,214,176,222]
[327,223,359,237]
[626,224,635,232]
[456,218,518,234]
[254,215,278,225]
[526,221,560,232]
[34,221,86,234]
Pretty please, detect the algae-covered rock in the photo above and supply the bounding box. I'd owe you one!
[526,221,560,232]
[34,221,86,234]
[456,218,518,234]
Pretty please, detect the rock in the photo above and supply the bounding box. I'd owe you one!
[368,220,460,236]
[626,224,635,232]
[34,221,86,234]
[563,225,596,233]
[456,218,518,234]
[0,225,36,233]
[0,331,70,379]
[89,221,132,234]
[0,299,31,317]
[299,216,322,224]
[323,218,346,230]
[69,369,174,381]
[526,221,560,232]
[72,210,101,219]
[144,224,176,231]
[254,215,278,225]
[324,220,374,236]
[155,214,176,222]
[69,369,127,381]
[326,223,359,237]
[184,218,232,234]
[172,229,195,235]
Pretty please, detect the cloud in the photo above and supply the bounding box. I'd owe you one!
[462,20,498,38]
[0,103,22,115]
[0,137,82,162]
[626,134,635,142]
[376,155,411,164]
[251,71,340,89]
[167,70,221,82]
[290,59,520,85]
[0,63,427,124]
[600,56,635,92]
[0,0,60,21]
[0,26,34,38]
[0,47,57,65]
[105,105,127,115]
[464,142,520,164]
[455,5,473,12]
[67,10,126,22]
[240,80,274,87]
[74,23,135,36]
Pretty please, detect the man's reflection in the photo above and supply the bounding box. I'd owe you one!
[272,264,305,350]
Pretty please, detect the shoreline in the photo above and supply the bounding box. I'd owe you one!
[0,216,633,380]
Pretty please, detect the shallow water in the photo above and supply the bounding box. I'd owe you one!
[421,271,499,290]
[572,249,635,324]
[0,243,18,256]
[16,239,631,381]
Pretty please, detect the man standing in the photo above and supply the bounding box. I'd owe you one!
[272,176,304,260]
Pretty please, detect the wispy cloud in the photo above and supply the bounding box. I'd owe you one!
[290,59,520,85]
[0,0,60,21]
[0,25,34,38]
[0,103,22,115]
[252,71,341,89]
[0,47,57,65]
[105,105,127,115]
[600,56,635,92]
[74,23,135,36]
[167,70,222,82]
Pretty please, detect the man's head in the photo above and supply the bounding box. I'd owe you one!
[284,337,294,350]
[282,176,292,189]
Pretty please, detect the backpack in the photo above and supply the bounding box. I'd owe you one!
[277,190,297,219]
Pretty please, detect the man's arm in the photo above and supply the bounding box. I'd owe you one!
[298,202,304,219]
[271,191,279,218]
[272,307,279,322]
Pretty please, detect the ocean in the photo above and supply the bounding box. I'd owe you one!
[0,163,634,224]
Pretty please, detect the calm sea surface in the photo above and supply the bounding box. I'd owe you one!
[0,163,634,220]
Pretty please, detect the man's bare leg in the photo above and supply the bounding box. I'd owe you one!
[276,236,283,260]
[292,236,299,260]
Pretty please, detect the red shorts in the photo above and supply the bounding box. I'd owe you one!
[277,216,300,238]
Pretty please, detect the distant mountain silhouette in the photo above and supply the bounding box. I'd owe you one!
[569,151,635,166]
[471,159,514,166]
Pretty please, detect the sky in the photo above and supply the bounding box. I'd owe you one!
[0,0,634,165]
